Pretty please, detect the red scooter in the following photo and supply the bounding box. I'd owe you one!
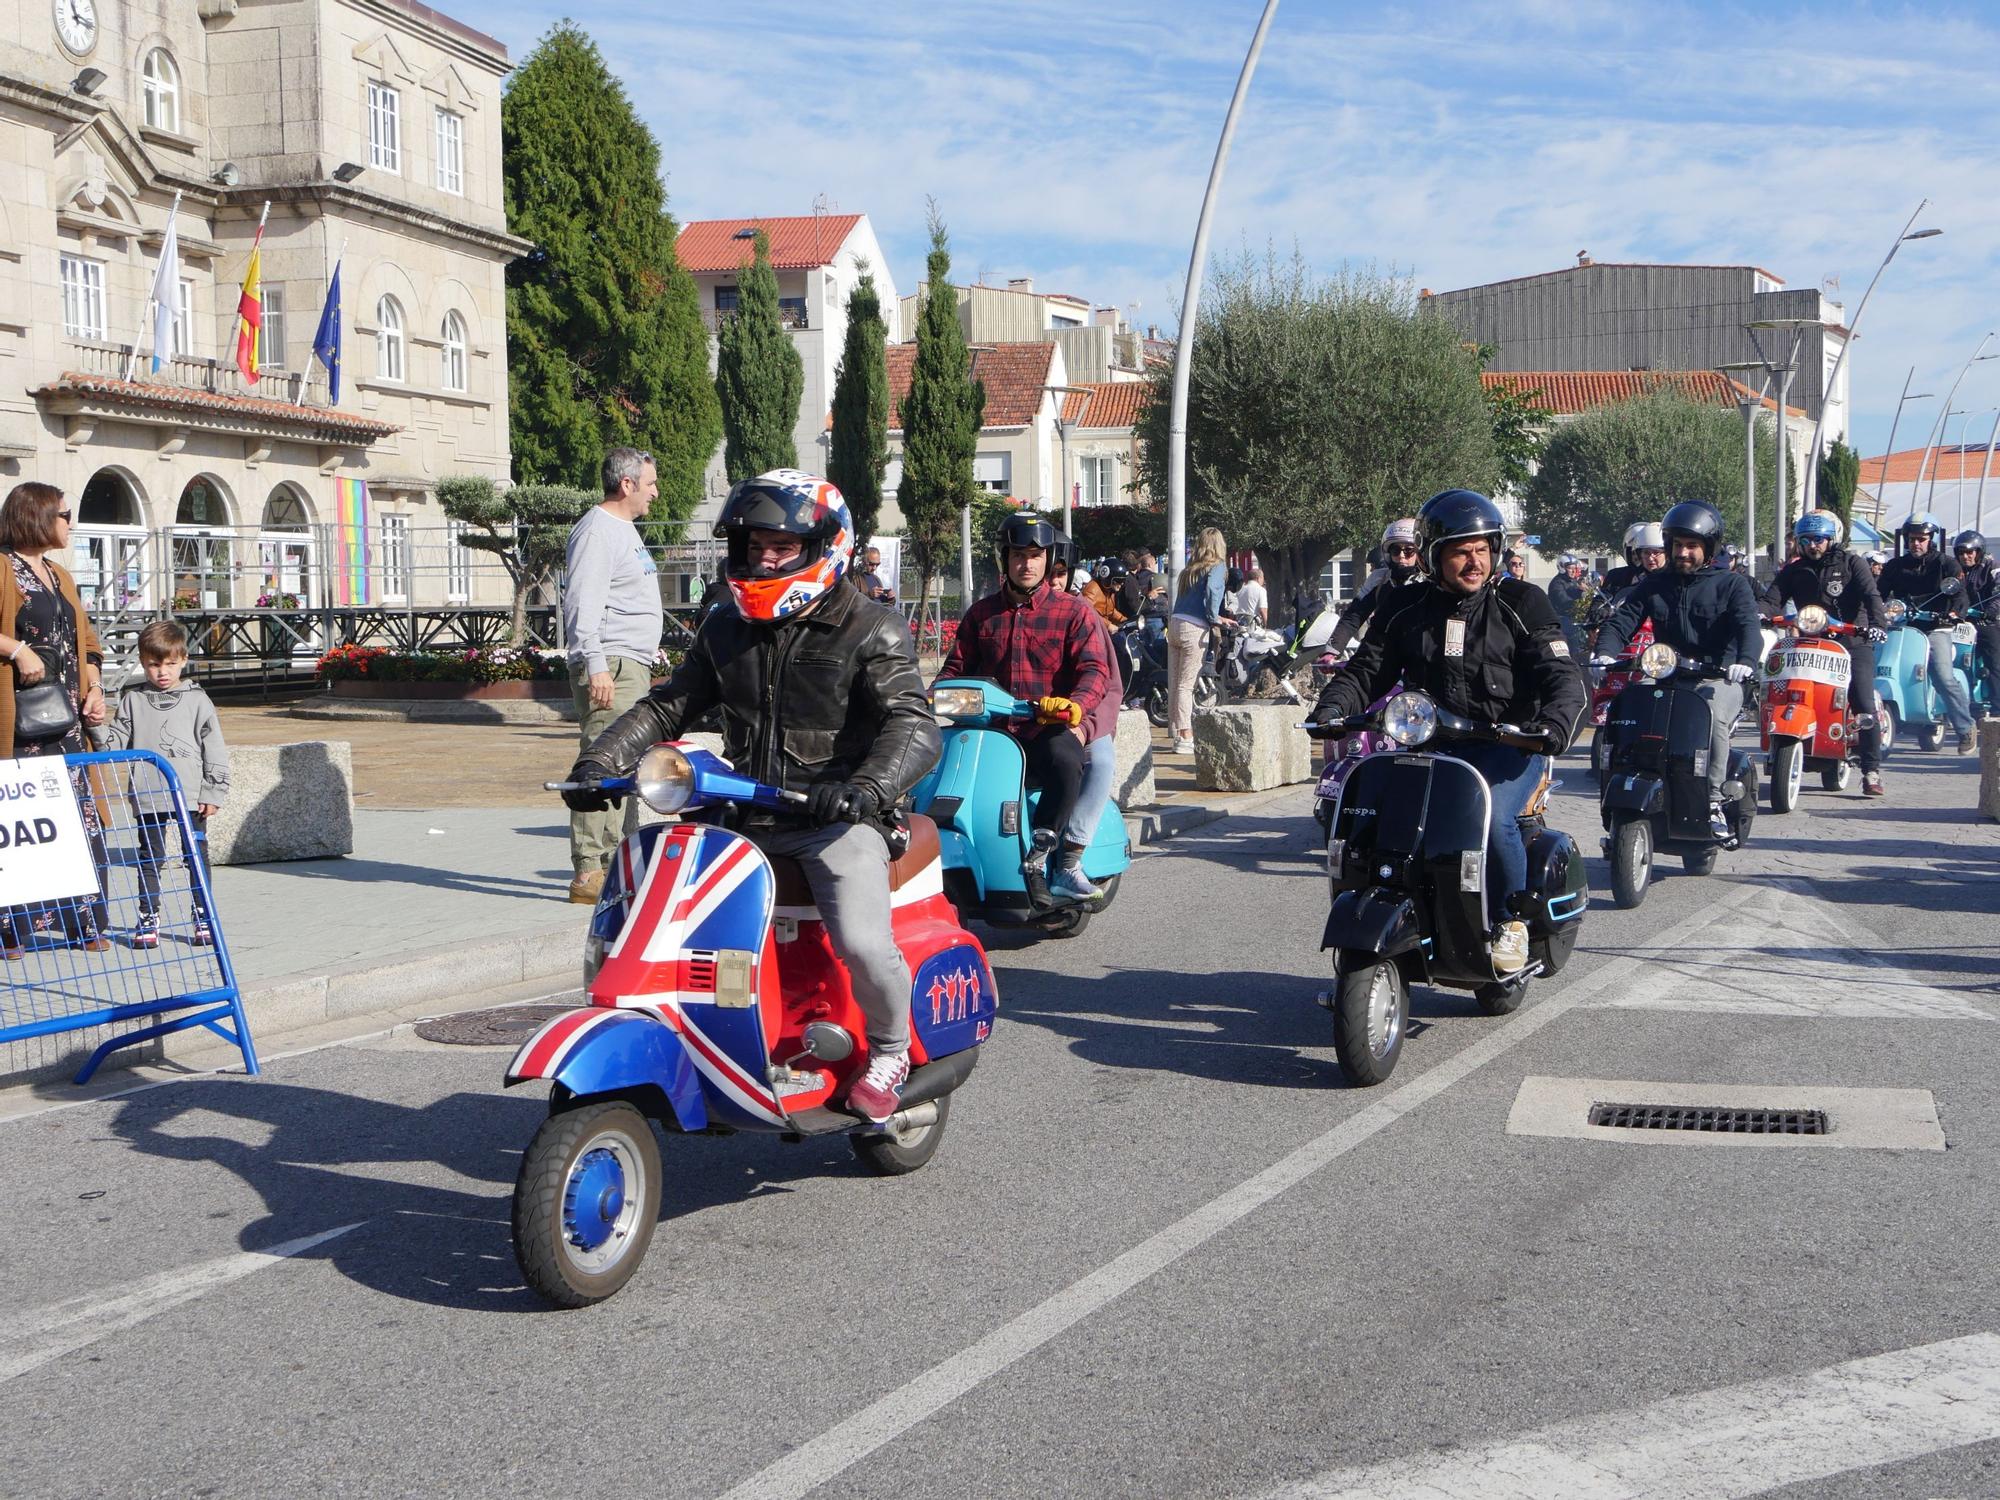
[1761,606,1860,812]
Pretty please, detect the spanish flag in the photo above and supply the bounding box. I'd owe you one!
[234,202,269,383]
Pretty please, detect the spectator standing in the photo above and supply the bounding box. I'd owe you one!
[1167,527,1227,754]
[1236,566,1268,627]
[857,544,895,604]
[0,482,109,955]
[105,620,229,948]
[562,447,663,903]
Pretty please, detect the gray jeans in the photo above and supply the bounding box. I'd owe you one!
[1064,735,1117,846]
[1693,679,1742,800]
[749,820,911,1053]
[1925,628,1974,734]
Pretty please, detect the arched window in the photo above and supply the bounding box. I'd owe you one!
[375,295,404,382]
[440,311,467,392]
[142,50,180,133]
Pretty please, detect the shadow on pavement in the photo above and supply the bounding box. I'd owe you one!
[107,1076,849,1313]
[233,855,571,902]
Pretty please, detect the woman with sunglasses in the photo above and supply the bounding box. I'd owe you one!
[1328,518,1425,654]
[0,482,111,955]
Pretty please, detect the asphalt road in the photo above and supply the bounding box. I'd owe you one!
[3,736,1997,1500]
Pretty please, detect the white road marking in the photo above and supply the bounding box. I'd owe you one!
[0,1222,363,1384]
[716,885,1767,1500]
[1253,1332,2000,1499]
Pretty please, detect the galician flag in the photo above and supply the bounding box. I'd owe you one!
[234,202,269,383]
[313,258,343,404]
[147,193,181,373]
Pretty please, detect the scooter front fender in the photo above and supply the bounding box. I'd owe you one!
[504,1007,708,1132]
[1321,887,1421,957]
[1599,772,1666,817]
[1767,704,1817,740]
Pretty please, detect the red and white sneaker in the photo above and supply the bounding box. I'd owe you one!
[846,1049,910,1125]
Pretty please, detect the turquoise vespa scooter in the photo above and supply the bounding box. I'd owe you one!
[912,680,1131,939]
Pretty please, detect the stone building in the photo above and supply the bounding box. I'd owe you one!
[0,0,525,625]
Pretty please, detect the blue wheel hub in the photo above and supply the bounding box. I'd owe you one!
[563,1146,627,1253]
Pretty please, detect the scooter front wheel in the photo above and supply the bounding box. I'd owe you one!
[1609,819,1652,908]
[1331,952,1407,1087]
[851,1090,952,1176]
[1770,738,1803,814]
[1821,759,1854,792]
[1918,722,1947,752]
[513,1101,662,1308]
[1145,683,1170,728]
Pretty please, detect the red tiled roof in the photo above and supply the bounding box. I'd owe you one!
[676,215,863,273]
[1859,446,2000,486]
[36,372,401,438]
[884,342,1057,431]
[1060,381,1153,430]
[1481,369,1806,419]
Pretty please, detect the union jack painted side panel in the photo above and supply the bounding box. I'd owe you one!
[593,822,788,1130]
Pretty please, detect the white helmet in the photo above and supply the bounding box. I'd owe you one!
[1381,517,1419,549]
[1622,522,1664,564]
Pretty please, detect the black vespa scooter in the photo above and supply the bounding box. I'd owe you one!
[1598,642,1759,908]
[1315,691,1589,1086]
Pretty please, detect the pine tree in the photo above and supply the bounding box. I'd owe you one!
[827,268,889,544]
[715,231,804,479]
[899,204,984,617]
[502,21,719,532]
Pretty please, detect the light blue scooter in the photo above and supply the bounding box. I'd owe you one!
[1874,602,1988,752]
[914,679,1131,938]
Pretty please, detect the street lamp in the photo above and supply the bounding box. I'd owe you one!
[1045,383,1095,537]
[1803,204,1941,511]
[1715,361,1771,559]
[1976,410,2000,536]
[1949,408,1998,529]
[1910,335,1997,518]
[1167,0,1280,595]
[1865,368,1935,529]
[1746,317,1824,563]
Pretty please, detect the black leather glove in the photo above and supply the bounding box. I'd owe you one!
[560,758,623,814]
[1532,721,1568,754]
[805,781,880,826]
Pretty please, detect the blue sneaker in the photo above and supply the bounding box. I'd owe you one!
[1047,864,1103,905]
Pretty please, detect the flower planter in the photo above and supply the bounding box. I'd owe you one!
[330,679,573,702]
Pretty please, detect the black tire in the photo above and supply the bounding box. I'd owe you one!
[1770,738,1802,814]
[1682,847,1718,875]
[1820,759,1853,792]
[1919,721,1946,752]
[851,1091,951,1176]
[1878,706,1898,756]
[513,1101,662,1309]
[1041,906,1091,939]
[1609,818,1652,909]
[1330,952,1406,1087]
[1474,979,1527,1016]
[1145,683,1169,728]
[1313,799,1333,839]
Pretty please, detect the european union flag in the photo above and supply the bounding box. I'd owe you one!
[313,261,342,404]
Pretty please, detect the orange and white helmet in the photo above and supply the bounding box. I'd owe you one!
[714,469,854,622]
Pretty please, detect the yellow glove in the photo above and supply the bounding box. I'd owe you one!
[1035,695,1084,728]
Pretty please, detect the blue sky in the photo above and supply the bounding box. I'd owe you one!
[473,1,2000,459]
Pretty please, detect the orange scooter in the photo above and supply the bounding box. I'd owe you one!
[1760,605,1859,813]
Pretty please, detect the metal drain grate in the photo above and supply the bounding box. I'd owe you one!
[1588,1102,1829,1135]
[414,1005,574,1047]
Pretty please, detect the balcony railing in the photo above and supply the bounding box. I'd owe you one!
[65,339,318,405]
[701,305,811,334]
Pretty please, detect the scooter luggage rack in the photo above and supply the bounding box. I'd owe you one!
[0,750,257,1083]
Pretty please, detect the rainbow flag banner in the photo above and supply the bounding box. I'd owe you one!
[333,476,371,605]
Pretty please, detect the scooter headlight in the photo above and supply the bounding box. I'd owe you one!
[1795,604,1830,636]
[930,686,987,721]
[1383,691,1437,747]
[1638,642,1680,680]
[1884,599,1908,626]
[635,743,695,814]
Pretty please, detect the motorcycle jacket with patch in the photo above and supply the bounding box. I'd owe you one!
[1597,563,1764,670]
[580,580,940,818]
[1329,564,1422,651]
[1312,577,1587,750]
[1878,550,1964,610]
[1960,557,2000,611]
[1774,545,1885,630]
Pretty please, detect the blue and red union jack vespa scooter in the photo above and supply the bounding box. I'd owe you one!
[511,742,997,1307]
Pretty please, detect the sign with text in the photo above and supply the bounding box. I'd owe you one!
[0,759,100,907]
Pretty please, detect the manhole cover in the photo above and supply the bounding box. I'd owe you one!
[1588,1102,1828,1135]
[414,1005,575,1047]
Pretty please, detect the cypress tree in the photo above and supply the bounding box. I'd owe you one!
[1819,438,1862,535]
[827,268,889,543]
[715,231,804,479]
[502,21,720,532]
[899,204,984,612]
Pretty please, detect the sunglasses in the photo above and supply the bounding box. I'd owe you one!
[56,510,72,523]
[1385,544,1419,558]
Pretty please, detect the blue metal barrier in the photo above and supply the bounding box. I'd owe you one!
[0,749,258,1083]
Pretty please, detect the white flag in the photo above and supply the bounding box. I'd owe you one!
[148,194,181,373]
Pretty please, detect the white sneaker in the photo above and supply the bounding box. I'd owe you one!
[1169,737,1195,755]
[1490,920,1529,974]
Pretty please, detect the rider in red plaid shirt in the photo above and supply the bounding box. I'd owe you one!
[941,513,1115,904]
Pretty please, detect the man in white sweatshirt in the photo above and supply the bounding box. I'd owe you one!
[561,448,663,902]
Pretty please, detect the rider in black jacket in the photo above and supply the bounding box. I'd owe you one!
[1328,518,1423,652]
[1953,531,2000,714]
[1595,501,1763,838]
[564,470,941,1124]
[1776,512,1889,795]
[1721,544,1784,611]
[1880,511,1974,750]
[1313,490,1585,975]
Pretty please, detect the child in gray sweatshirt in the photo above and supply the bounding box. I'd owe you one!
[105,620,230,948]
